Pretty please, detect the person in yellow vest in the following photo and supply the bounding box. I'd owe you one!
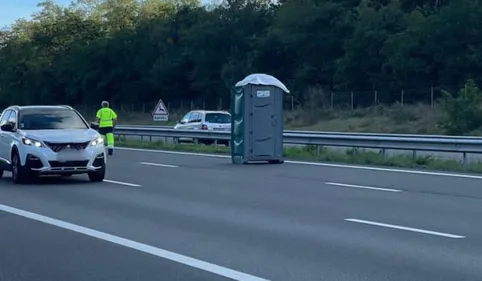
[96,101,118,156]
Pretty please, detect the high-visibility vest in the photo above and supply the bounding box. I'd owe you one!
[96,108,117,128]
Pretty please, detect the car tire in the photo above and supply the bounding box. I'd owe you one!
[88,162,106,182]
[11,151,31,184]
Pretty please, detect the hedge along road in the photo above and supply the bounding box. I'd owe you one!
[1,147,482,281]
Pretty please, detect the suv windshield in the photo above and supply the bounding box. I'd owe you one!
[19,108,88,130]
[205,113,231,124]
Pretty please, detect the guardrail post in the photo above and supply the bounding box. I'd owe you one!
[141,135,144,144]
[381,149,386,160]
[412,150,416,159]
[463,152,467,169]
[149,136,152,142]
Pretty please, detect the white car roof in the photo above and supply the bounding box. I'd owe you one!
[189,110,230,115]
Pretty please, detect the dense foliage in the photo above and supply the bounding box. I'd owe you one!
[0,0,481,109]
[439,80,482,135]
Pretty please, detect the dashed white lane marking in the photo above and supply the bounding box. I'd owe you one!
[104,180,141,187]
[117,147,482,180]
[140,162,178,168]
[325,182,402,193]
[0,204,270,281]
[345,218,465,239]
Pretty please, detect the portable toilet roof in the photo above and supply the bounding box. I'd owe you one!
[234,73,290,93]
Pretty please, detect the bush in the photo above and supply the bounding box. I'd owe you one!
[438,79,482,135]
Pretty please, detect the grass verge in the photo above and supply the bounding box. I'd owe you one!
[117,139,482,174]
[85,104,448,134]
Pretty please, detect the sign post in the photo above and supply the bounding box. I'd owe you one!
[152,99,169,121]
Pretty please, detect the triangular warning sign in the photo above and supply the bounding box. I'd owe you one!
[152,99,169,116]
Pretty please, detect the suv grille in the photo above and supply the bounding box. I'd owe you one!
[44,141,89,152]
[49,160,89,167]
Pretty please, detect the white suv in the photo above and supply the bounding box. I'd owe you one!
[173,110,231,146]
[0,105,107,184]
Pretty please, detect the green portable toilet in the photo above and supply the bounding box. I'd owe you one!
[230,73,290,164]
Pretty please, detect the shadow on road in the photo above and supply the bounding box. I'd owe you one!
[0,173,94,187]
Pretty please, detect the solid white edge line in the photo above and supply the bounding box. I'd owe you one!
[140,162,178,168]
[117,147,230,159]
[345,218,465,239]
[325,182,402,192]
[104,179,141,187]
[0,204,270,281]
[117,147,482,180]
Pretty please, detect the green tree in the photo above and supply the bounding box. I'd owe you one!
[335,0,406,93]
[0,0,481,112]
[439,79,482,135]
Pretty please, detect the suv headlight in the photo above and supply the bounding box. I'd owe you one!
[22,137,44,147]
[90,136,104,146]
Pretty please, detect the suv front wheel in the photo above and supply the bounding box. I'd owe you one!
[11,150,32,184]
[88,161,106,182]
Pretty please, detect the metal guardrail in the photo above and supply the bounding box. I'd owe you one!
[117,125,482,140]
[114,126,482,166]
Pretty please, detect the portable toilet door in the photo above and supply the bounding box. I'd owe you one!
[247,84,284,162]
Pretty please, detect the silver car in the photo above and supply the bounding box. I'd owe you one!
[0,105,107,184]
[173,110,231,146]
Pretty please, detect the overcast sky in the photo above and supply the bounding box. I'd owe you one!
[0,0,212,28]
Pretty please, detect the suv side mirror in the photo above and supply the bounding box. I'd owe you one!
[1,123,14,132]
[178,120,184,124]
[90,122,99,130]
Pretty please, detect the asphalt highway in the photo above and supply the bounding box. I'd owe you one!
[1,147,482,281]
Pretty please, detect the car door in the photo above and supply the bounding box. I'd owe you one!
[187,112,202,130]
[175,112,191,142]
[0,110,12,163]
[176,112,191,130]
[5,110,18,152]
[185,112,203,142]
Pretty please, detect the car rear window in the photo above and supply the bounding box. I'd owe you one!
[205,113,231,124]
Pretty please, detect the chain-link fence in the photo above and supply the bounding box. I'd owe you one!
[74,85,463,119]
